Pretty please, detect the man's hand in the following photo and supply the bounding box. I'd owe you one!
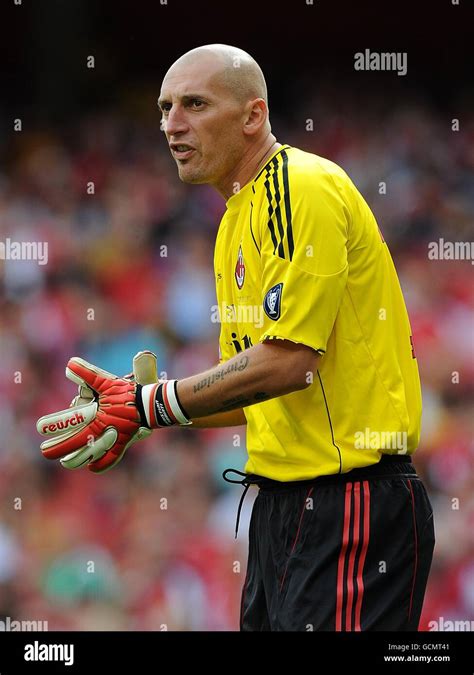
[37,351,163,474]
[38,358,146,473]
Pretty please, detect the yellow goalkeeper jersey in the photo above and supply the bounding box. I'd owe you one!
[214,144,422,481]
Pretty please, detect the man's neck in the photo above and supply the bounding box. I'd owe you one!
[216,135,282,201]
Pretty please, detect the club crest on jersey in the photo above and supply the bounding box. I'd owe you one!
[263,283,283,321]
[235,245,245,289]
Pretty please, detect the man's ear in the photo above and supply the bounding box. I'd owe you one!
[243,98,268,136]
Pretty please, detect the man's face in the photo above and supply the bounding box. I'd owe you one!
[159,57,246,186]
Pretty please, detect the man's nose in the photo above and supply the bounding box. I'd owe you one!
[164,106,189,136]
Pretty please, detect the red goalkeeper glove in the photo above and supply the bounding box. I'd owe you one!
[36,353,191,473]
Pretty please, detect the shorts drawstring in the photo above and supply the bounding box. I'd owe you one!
[222,469,266,539]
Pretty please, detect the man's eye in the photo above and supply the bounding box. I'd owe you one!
[191,99,204,108]
[161,104,171,113]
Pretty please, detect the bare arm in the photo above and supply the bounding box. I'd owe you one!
[177,340,319,420]
[189,408,247,428]
[183,364,247,427]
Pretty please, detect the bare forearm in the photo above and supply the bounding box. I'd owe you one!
[189,408,247,428]
[177,341,317,419]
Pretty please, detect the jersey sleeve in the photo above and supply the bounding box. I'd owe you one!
[257,159,349,353]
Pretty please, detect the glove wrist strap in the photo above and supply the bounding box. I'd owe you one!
[140,381,192,428]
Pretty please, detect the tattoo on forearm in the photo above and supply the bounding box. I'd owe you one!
[193,355,249,394]
[218,395,251,412]
[216,391,270,413]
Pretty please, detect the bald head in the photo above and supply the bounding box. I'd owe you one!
[159,44,276,197]
[169,44,268,106]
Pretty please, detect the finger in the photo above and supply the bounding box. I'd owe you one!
[133,351,158,385]
[87,431,138,474]
[66,357,119,391]
[60,428,118,470]
[135,427,152,441]
[70,384,95,408]
[88,423,152,475]
[87,450,124,474]
[37,401,97,437]
[41,419,101,459]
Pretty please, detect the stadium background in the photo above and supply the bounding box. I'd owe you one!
[0,0,472,630]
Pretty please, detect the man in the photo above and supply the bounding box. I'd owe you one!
[37,44,435,631]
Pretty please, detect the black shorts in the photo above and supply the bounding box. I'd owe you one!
[238,455,435,631]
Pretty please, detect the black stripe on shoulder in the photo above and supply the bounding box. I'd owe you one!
[317,370,342,473]
[249,199,260,254]
[254,144,291,183]
[281,149,294,261]
[271,156,286,259]
[264,165,279,254]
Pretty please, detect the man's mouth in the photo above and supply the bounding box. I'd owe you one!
[170,144,195,160]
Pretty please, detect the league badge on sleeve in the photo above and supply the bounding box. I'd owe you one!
[263,283,283,321]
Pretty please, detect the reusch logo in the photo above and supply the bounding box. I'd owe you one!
[42,412,85,434]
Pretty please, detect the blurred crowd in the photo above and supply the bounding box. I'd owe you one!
[0,87,473,630]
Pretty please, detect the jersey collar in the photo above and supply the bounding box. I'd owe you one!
[225,144,291,211]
